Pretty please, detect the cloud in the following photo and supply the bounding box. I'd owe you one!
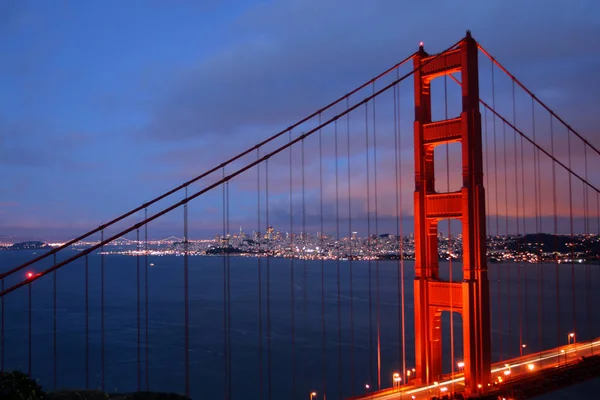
[140,0,600,146]
[0,117,101,170]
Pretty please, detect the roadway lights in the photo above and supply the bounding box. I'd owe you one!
[504,370,511,376]
[392,373,401,388]
[309,392,317,400]
[568,332,576,344]
[457,361,465,368]
[527,363,535,371]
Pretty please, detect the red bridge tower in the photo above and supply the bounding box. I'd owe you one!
[412,32,491,395]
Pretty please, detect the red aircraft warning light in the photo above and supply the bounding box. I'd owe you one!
[26,272,34,279]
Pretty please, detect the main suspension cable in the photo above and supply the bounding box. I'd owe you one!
[477,44,600,159]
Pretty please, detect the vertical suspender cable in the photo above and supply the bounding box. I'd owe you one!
[584,145,591,348]
[101,229,105,391]
[492,63,500,235]
[144,208,149,391]
[53,253,57,388]
[567,128,576,338]
[266,158,272,400]
[257,149,263,400]
[393,80,405,382]
[590,192,600,355]
[520,112,529,349]
[346,97,355,396]
[319,112,327,398]
[184,186,190,398]
[536,106,545,359]
[302,137,307,318]
[85,254,89,389]
[550,117,561,356]
[335,119,343,399]
[372,82,381,390]
[137,228,141,391]
[531,98,544,357]
[28,266,32,376]
[223,172,228,399]
[289,130,296,400]
[512,79,523,357]
[503,121,511,355]
[301,135,306,394]
[491,61,502,361]
[365,101,373,386]
[398,77,407,384]
[227,181,232,400]
[1,276,3,372]
[484,107,490,238]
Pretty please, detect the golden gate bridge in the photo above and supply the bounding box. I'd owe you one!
[1,31,599,399]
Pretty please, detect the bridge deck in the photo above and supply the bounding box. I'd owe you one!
[348,337,600,399]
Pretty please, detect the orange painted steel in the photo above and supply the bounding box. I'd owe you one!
[412,31,491,396]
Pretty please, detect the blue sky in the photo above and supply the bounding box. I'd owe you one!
[1,0,599,241]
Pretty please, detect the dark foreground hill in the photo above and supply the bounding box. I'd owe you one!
[0,370,191,400]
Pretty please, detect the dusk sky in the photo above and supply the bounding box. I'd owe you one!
[1,0,600,241]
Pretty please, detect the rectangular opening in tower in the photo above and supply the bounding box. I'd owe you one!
[441,310,464,375]
[437,222,463,282]
[434,142,462,194]
[429,73,463,123]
